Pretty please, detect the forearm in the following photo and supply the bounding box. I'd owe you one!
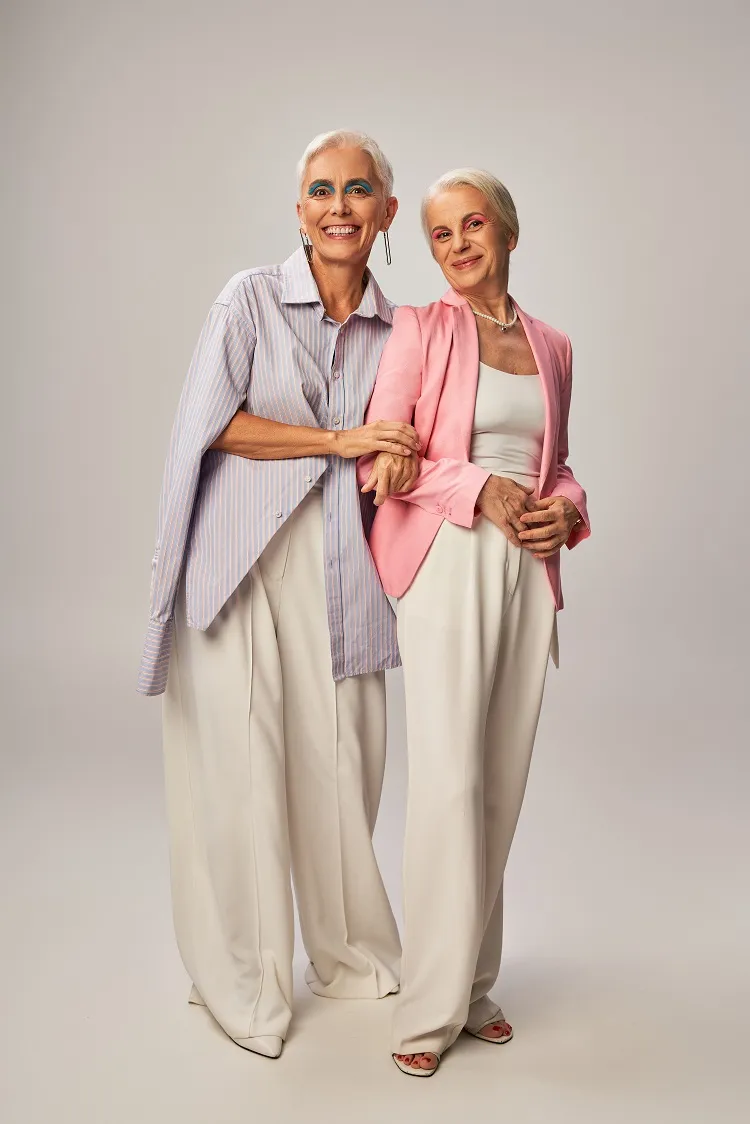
[211,410,338,460]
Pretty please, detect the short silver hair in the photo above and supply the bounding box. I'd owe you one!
[297,130,394,198]
[421,168,519,242]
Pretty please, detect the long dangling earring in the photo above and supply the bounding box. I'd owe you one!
[300,228,313,264]
[383,229,392,266]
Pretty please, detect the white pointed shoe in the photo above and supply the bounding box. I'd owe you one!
[232,1033,283,1059]
[392,1052,440,1077]
[188,984,283,1059]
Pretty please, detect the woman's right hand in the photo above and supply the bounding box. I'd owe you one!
[333,420,421,459]
[476,476,536,547]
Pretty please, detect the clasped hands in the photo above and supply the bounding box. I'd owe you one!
[475,475,580,558]
[362,451,580,557]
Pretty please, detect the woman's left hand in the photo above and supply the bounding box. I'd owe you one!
[518,496,581,558]
[361,451,420,506]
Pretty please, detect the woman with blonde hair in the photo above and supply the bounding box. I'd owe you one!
[359,168,590,1076]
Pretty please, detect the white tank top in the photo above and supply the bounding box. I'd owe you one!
[470,362,546,488]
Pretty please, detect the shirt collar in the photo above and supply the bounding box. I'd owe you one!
[281,247,393,325]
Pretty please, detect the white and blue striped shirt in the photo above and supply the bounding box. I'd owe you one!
[137,248,399,696]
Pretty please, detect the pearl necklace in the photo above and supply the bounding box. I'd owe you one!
[471,305,518,332]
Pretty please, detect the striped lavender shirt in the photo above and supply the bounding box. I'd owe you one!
[137,247,400,696]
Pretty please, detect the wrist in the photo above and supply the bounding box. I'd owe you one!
[325,429,343,457]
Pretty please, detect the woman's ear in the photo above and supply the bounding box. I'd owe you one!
[381,196,399,231]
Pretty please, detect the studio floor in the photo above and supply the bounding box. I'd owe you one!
[2,668,748,1124]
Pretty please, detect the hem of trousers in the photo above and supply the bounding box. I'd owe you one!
[304,960,400,1000]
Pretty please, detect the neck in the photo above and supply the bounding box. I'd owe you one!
[310,256,368,322]
[461,271,512,322]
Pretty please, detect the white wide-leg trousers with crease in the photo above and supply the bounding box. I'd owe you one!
[162,487,401,1047]
[393,514,555,1057]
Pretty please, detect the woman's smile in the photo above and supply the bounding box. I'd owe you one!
[322,223,362,239]
[451,255,482,270]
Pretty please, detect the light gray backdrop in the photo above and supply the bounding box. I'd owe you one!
[2,1,749,1122]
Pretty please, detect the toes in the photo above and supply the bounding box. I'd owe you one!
[419,1053,438,1069]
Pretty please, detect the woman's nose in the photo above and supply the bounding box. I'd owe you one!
[330,193,351,215]
[452,230,469,251]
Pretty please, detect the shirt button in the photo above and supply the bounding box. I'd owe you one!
[436,505,444,514]
[275,510,283,518]
[333,416,342,426]
[332,370,341,380]
[304,475,312,483]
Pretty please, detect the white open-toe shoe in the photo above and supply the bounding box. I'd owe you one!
[189,984,283,1059]
[464,1013,513,1045]
[392,1052,441,1077]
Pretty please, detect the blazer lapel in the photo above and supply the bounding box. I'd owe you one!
[516,305,558,494]
[449,301,480,457]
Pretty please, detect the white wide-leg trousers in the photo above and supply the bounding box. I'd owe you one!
[393,515,555,1056]
[162,488,401,1047]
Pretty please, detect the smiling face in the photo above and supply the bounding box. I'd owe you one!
[426,185,517,297]
[297,146,397,268]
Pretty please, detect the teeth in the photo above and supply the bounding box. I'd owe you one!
[325,226,358,235]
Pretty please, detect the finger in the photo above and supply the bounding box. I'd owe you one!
[502,502,527,534]
[360,465,378,493]
[376,441,411,456]
[518,523,563,542]
[394,423,421,446]
[531,496,557,509]
[374,466,392,506]
[395,466,419,493]
[519,508,556,525]
[496,517,522,547]
[525,537,562,555]
[380,424,421,451]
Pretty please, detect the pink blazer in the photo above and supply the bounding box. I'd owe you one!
[358,288,590,608]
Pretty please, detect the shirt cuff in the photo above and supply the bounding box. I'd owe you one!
[136,617,174,696]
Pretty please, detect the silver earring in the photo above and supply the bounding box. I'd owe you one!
[300,228,313,264]
[383,230,392,266]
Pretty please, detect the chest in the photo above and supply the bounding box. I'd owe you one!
[475,318,538,376]
[248,310,391,423]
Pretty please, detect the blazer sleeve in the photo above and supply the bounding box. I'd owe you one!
[358,306,490,529]
[137,302,254,696]
[552,335,590,550]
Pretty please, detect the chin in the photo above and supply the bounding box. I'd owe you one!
[318,242,368,264]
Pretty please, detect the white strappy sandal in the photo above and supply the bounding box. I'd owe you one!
[464,1013,514,1044]
[392,1051,441,1077]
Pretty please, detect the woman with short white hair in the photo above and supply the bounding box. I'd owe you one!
[360,168,590,1076]
[139,130,414,1058]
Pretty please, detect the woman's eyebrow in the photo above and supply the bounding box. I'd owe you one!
[431,212,488,234]
[307,179,334,194]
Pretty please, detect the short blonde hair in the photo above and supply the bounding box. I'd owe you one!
[296,130,394,198]
[421,168,519,242]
